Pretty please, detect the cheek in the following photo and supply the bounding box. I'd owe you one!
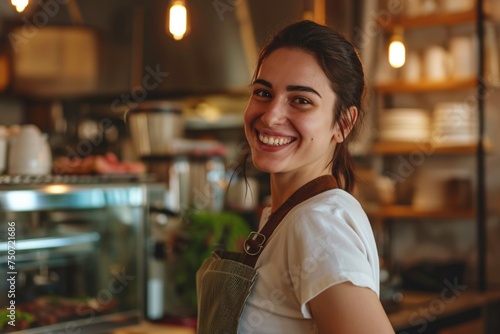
[243,109,252,126]
[243,106,256,138]
[243,103,258,127]
[299,119,334,143]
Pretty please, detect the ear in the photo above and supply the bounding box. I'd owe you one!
[332,106,358,143]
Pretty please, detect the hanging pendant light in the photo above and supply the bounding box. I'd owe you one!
[388,26,406,68]
[167,0,189,41]
[11,0,29,12]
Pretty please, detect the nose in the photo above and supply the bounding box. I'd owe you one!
[260,99,286,127]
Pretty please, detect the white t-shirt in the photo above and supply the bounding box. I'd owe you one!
[237,189,380,334]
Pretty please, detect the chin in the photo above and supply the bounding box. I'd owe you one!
[251,161,269,174]
[251,158,282,174]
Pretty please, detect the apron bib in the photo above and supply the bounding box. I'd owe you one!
[196,175,337,334]
[196,250,256,334]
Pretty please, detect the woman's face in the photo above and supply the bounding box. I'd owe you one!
[244,47,340,178]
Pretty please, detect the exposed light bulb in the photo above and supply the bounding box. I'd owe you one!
[168,0,188,41]
[11,0,29,12]
[388,27,405,68]
[389,40,406,68]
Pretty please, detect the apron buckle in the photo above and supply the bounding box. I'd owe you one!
[244,231,266,256]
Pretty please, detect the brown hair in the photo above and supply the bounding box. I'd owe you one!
[251,20,366,193]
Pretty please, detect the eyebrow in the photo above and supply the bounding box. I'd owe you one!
[253,79,322,98]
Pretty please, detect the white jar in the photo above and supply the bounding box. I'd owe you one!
[449,36,475,79]
[441,0,474,14]
[423,45,452,82]
[403,51,422,83]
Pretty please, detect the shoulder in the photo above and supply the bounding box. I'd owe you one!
[305,188,365,211]
[285,188,370,234]
[277,188,376,265]
[275,189,380,302]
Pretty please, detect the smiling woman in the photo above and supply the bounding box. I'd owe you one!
[244,47,338,193]
[196,20,395,334]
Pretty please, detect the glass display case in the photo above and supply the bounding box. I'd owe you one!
[0,175,165,334]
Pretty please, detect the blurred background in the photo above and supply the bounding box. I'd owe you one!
[1,0,500,333]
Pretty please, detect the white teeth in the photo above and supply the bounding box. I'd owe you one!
[258,133,292,146]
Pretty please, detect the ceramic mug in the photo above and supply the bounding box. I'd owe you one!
[403,0,421,17]
[441,0,474,13]
[8,124,52,175]
[403,51,422,83]
[449,36,475,79]
[424,46,452,81]
[420,0,438,15]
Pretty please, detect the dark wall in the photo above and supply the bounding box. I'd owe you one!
[0,0,355,99]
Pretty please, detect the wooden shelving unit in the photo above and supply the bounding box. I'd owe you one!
[374,77,477,93]
[373,1,489,293]
[379,10,477,30]
[368,205,476,220]
[372,141,492,155]
[389,290,500,333]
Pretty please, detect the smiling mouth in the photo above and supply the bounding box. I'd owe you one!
[258,132,294,147]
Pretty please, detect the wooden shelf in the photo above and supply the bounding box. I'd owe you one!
[374,78,477,93]
[374,3,490,294]
[380,10,477,31]
[389,290,500,331]
[372,141,485,155]
[368,205,476,219]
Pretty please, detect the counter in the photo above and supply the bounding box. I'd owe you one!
[111,290,500,334]
[111,323,195,334]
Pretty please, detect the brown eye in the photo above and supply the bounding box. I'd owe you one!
[293,97,311,105]
[254,89,272,98]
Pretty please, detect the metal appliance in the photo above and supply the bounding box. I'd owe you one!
[127,102,185,157]
[0,175,165,334]
[141,149,227,323]
[127,101,227,214]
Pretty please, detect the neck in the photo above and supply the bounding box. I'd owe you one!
[269,171,334,212]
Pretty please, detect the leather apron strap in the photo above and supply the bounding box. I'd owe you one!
[241,175,338,267]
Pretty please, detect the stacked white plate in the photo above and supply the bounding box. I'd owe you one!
[431,102,478,145]
[379,108,430,142]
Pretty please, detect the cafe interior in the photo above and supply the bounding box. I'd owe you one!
[0,0,500,333]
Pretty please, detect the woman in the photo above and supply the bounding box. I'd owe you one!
[197,20,394,333]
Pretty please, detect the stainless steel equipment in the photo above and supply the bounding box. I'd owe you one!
[143,153,226,214]
[0,175,165,334]
[128,102,185,157]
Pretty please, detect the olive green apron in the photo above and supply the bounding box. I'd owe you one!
[196,175,337,334]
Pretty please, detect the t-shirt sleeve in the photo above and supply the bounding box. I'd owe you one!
[283,202,379,318]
